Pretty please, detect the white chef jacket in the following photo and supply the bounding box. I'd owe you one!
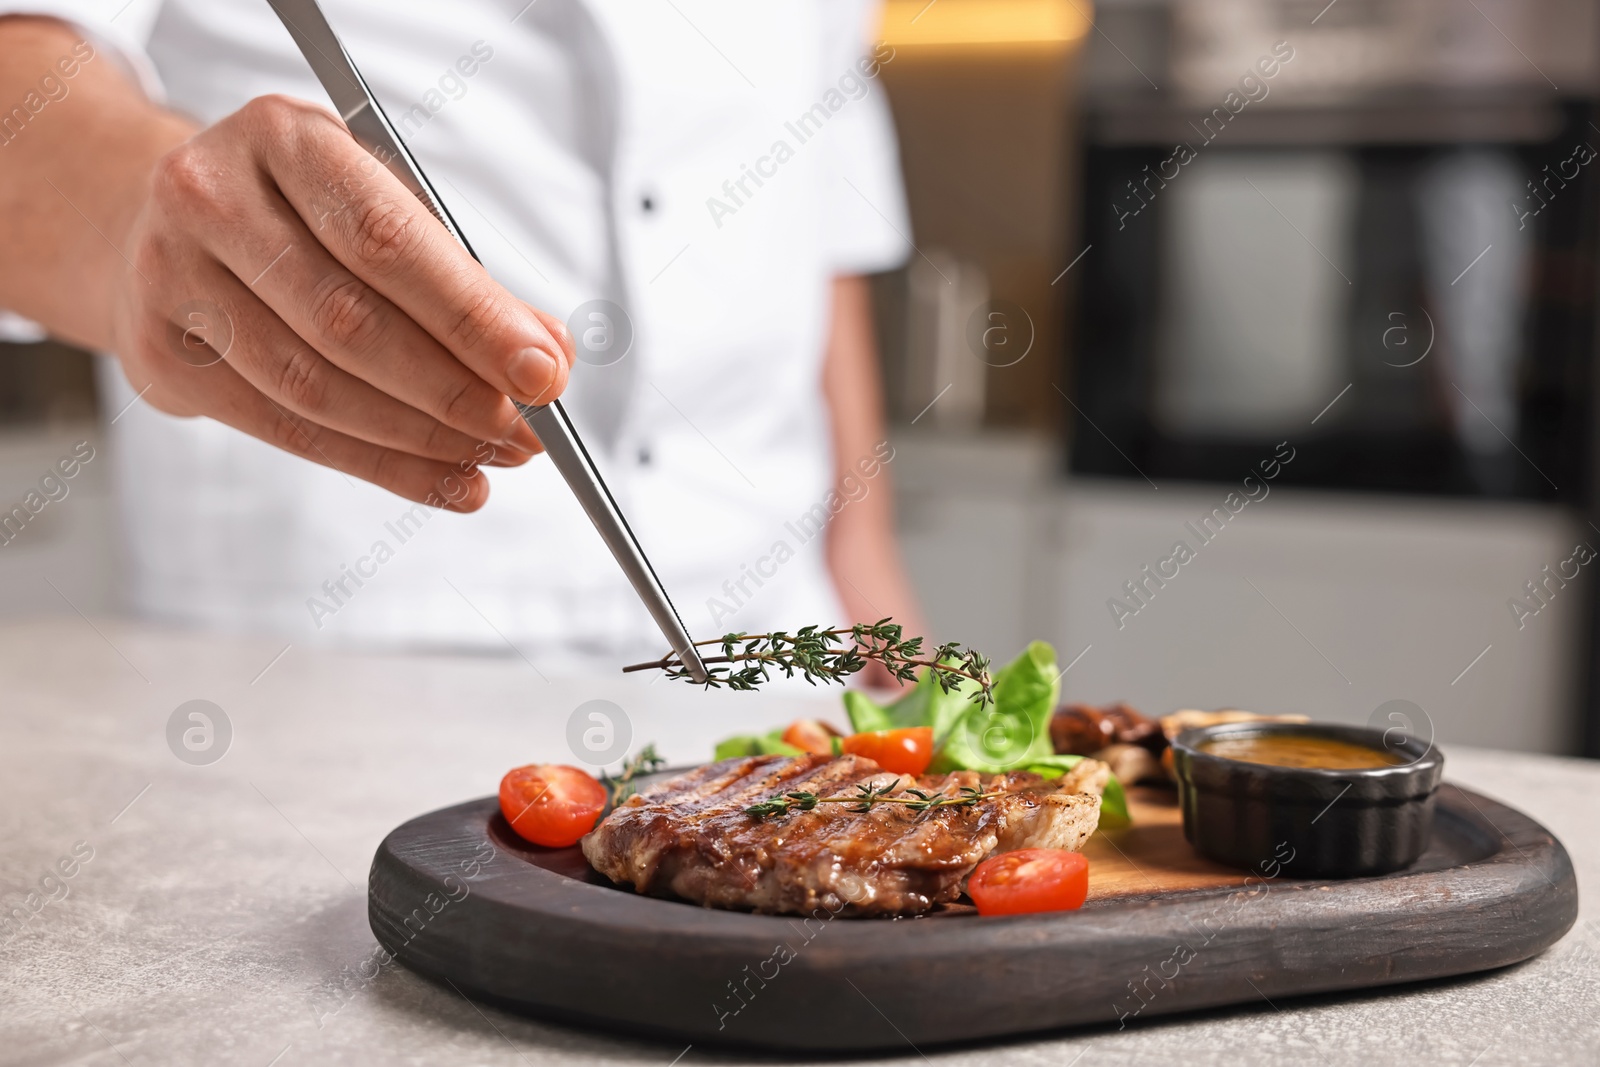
[1,0,911,671]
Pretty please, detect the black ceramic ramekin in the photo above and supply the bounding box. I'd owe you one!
[1171,722,1444,879]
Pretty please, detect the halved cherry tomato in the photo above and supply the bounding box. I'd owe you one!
[839,726,934,776]
[499,764,608,848]
[967,848,1089,916]
[781,718,841,756]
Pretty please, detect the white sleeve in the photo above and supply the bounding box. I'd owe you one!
[814,0,912,276]
[0,1,167,99]
[0,310,46,343]
[0,2,165,332]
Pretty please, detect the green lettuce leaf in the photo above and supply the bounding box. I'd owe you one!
[926,671,985,755]
[713,731,803,760]
[842,690,894,734]
[1023,754,1131,829]
[719,639,1131,828]
[842,667,954,734]
[1099,775,1131,828]
[712,736,752,761]
[931,641,1059,773]
[755,733,803,756]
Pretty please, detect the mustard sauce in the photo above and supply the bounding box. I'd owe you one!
[1202,733,1402,770]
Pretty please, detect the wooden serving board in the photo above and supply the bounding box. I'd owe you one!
[1086,786,1271,897]
[368,782,1576,1051]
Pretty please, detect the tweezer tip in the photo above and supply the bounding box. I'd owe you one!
[679,651,710,685]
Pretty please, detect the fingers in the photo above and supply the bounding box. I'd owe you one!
[152,350,493,511]
[246,98,569,407]
[178,261,534,468]
[121,94,583,510]
[530,306,577,370]
[174,151,543,456]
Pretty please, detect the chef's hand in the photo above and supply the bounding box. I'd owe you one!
[104,94,577,510]
[0,15,576,513]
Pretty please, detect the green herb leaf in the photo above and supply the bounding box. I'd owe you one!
[1024,754,1130,829]
[742,784,1003,820]
[932,641,1059,774]
[1021,754,1085,777]
[604,743,666,805]
[713,730,803,761]
[713,735,761,760]
[754,734,804,757]
[1098,774,1131,829]
[626,621,993,707]
[842,690,895,734]
[926,666,987,756]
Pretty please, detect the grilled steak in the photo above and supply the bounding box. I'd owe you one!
[581,754,1109,917]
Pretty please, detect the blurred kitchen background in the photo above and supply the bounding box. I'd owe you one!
[5,0,1600,757]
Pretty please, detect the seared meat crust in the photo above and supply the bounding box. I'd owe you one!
[580,754,1108,917]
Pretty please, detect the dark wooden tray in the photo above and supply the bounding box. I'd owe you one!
[368,781,1576,1051]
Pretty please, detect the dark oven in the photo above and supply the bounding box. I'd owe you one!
[1065,0,1600,502]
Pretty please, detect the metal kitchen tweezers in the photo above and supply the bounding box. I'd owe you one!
[266,0,709,682]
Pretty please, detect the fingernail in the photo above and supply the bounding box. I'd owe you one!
[532,349,570,405]
[509,347,559,401]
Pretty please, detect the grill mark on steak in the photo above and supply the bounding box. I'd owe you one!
[581,754,1108,917]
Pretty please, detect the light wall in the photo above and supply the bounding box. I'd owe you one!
[893,429,1586,755]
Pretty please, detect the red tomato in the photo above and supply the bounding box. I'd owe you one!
[781,719,840,756]
[968,849,1089,916]
[499,764,608,848]
[839,726,934,776]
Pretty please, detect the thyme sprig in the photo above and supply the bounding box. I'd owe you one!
[605,743,666,805]
[622,620,993,706]
[744,782,1001,819]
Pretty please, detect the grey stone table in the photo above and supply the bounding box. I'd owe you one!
[3,620,1598,1067]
